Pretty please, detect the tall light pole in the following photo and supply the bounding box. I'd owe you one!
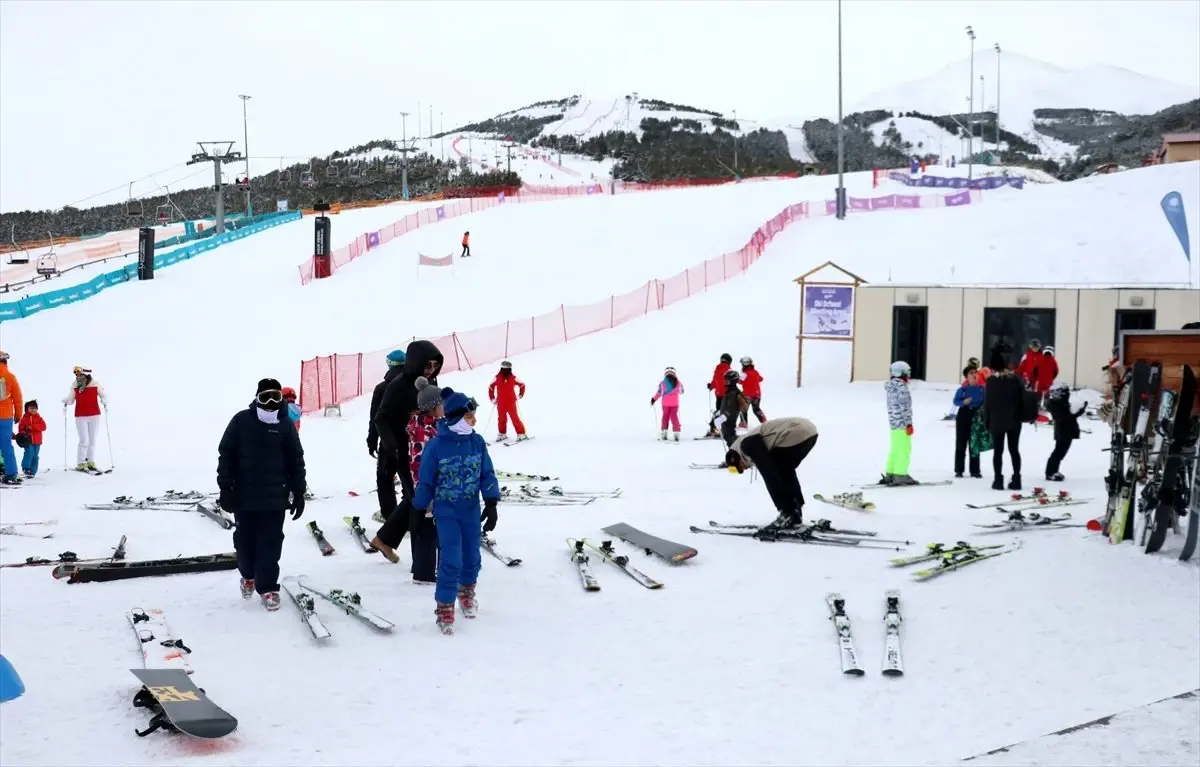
[732,108,738,173]
[836,0,846,219]
[400,111,410,200]
[238,94,252,216]
[966,25,976,179]
[429,104,434,147]
[994,43,1002,151]
[440,111,445,162]
[980,74,986,153]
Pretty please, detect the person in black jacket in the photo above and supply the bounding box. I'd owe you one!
[984,348,1025,490]
[217,378,307,611]
[1044,382,1085,481]
[370,340,445,562]
[366,349,408,522]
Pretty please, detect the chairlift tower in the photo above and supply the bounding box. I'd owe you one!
[238,95,253,217]
[501,137,518,174]
[186,141,243,234]
[397,112,420,200]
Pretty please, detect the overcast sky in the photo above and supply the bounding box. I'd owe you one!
[1,0,1197,213]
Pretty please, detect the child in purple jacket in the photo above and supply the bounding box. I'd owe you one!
[650,367,685,442]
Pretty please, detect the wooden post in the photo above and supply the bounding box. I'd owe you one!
[793,260,868,387]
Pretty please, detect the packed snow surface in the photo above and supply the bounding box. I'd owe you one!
[1,165,1198,766]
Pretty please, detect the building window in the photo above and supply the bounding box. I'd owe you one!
[983,308,1056,370]
[1114,309,1156,349]
[891,306,928,380]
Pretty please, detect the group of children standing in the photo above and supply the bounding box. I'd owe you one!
[648,353,768,444]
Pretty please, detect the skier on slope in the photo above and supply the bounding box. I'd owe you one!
[372,341,445,563]
[718,369,749,448]
[737,356,767,427]
[63,366,107,472]
[487,361,529,442]
[650,366,685,441]
[217,378,307,611]
[879,361,917,486]
[724,417,820,531]
[704,353,733,438]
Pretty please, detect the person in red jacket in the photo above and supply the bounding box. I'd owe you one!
[15,400,46,477]
[705,353,733,437]
[738,356,767,427]
[487,360,528,442]
[63,366,107,472]
[1033,346,1059,398]
[1014,339,1042,387]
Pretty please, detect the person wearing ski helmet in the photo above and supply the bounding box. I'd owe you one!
[650,367,685,441]
[880,361,917,486]
[487,360,528,442]
[282,387,301,431]
[63,365,107,472]
[718,368,749,448]
[705,353,734,437]
[738,356,766,427]
[1044,382,1085,482]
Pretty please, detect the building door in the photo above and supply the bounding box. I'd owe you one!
[891,306,928,380]
[1114,309,1156,349]
[982,308,1056,370]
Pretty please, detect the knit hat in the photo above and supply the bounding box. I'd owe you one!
[443,391,477,424]
[415,377,444,412]
[386,349,407,367]
[257,378,282,395]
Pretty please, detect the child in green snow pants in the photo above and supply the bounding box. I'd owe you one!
[885,428,911,475]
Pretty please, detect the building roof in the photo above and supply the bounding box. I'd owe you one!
[1162,132,1200,144]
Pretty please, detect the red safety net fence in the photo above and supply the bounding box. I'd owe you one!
[297,200,810,414]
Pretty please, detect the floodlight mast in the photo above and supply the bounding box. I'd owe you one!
[187,141,243,233]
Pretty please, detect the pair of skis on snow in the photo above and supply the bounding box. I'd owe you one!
[279,575,396,640]
[825,592,904,677]
[693,520,909,550]
[307,517,383,556]
[889,539,1023,579]
[566,538,663,590]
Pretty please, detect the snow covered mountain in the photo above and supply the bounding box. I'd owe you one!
[853,52,1198,152]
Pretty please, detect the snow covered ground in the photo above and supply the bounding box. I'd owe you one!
[1,164,1198,766]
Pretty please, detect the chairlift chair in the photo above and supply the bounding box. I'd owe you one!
[155,204,172,225]
[385,161,398,175]
[281,168,292,183]
[348,163,361,179]
[35,252,58,277]
[6,225,29,265]
[235,176,251,190]
[326,165,340,180]
[125,182,143,217]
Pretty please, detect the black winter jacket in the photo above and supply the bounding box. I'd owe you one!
[985,372,1025,433]
[1047,397,1086,441]
[366,365,405,452]
[373,340,445,452]
[217,403,307,513]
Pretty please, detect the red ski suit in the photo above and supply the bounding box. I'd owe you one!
[709,362,731,397]
[488,372,527,435]
[740,367,763,398]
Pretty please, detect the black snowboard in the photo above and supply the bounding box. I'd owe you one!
[130,668,237,739]
[64,553,238,583]
[601,523,697,563]
[1147,365,1196,554]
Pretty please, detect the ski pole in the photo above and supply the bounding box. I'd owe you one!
[62,408,68,470]
[104,412,115,471]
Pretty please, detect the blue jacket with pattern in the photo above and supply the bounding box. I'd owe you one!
[413,420,501,515]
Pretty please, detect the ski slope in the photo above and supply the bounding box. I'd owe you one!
[1,164,1198,767]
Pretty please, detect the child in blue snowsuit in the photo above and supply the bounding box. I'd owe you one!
[412,391,500,635]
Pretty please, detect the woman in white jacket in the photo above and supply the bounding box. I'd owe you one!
[63,366,108,471]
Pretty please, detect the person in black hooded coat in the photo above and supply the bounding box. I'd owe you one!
[366,360,406,524]
[370,340,445,561]
[217,378,306,607]
[984,347,1025,490]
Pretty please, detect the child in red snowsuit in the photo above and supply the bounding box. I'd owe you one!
[487,360,528,442]
[737,356,767,427]
[15,400,46,477]
[706,353,733,437]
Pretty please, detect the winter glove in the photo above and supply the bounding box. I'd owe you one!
[481,499,498,533]
[367,437,377,459]
[706,382,713,390]
[906,424,914,436]
[218,489,236,513]
[289,493,305,521]
[650,398,656,407]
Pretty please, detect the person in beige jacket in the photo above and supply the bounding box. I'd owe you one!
[725,417,819,530]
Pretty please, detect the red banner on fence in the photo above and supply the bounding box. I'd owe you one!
[297,200,810,413]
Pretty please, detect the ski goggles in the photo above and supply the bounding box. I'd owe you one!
[256,389,283,405]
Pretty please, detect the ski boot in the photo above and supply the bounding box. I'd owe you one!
[660,430,669,441]
[1008,474,1022,491]
[457,583,478,619]
[239,578,255,599]
[877,473,895,486]
[516,434,530,442]
[0,475,22,485]
[890,474,918,486]
[672,431,680,442]
[435,602,456,635]
[261,591,281,612]
[1046,472,1065,482]
[496,433,508,442]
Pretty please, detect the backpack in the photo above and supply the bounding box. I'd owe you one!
[1020,389,1041,424]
